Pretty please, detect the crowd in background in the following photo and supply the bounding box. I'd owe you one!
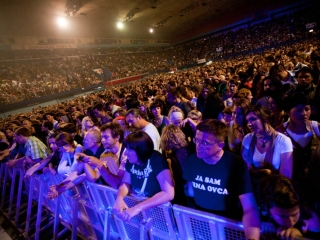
[0,6,319,105]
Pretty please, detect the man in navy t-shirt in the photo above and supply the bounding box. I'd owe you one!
[183,119,260,240]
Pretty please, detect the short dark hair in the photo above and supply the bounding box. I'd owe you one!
[92,103,105,112]
[59,123,77,134]
[168,80,176,87]
[125,98,140,110]
[123,131,154,163]
[55,132,75,147]
[196,119,228,142]
[100,122,124,143]
[15,127,31,137]
[295,66,315,79]
[43,120,53,130]
[168,88,181,98]
[269,64,285,76]
[150,101,163,111]
[44,112,56,118]
[268,93,286,111]
[257,174,300,210]
[284,92,311,112]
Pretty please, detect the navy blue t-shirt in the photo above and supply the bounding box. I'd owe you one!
[183,151,253,219]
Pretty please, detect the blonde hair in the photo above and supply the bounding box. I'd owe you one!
[81,116,99,136]
[160,124,188,152]
[168,106,184,119]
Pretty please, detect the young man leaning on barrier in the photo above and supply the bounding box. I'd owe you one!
[48,123,126,199]
[7,127,51,168]
[48,129,104,199]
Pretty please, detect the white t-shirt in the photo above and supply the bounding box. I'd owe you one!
[58,152,79,175]
[142,123,161,151]
[242,132,293,170]
[283,121,320,147]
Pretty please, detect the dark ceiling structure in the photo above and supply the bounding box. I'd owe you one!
[0,0,304,43]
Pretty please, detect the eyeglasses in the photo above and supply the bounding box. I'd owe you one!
[193,138,219,147]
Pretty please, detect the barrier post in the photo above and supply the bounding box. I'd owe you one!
[8,167,17,218]
[71,194,79,240]
[35,180,44,240]
[25,176,35,237]
[15,169,24,224]
[103,206,112,240]
[0,166,9,210]
[52,196,60,240]
[139,218,153,240]
[0,163,5,191]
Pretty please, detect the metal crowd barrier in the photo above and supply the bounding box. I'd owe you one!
[173,205,247,240]
[86,182,178,240]
[0,163,302,240]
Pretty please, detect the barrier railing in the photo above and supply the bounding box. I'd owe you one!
[0,163,300,240]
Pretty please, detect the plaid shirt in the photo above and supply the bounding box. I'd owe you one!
[25,136,51,161]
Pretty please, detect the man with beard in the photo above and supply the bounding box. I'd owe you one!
[80,122,126,188]
[256,76,282,108]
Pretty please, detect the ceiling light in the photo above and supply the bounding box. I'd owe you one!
[149,28,154,33]
[57,17,68,27]
[117,22,124,29]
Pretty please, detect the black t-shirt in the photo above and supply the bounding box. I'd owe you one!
[125,150,169,198]
[183,151,253,219]
[84,144,105,158]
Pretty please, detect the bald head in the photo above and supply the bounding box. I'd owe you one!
[83,129,101,150]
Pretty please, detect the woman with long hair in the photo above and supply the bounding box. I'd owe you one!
[160,124,190,205]
[241,105,293,178]
[268,93,287,128]
[226,98,251,155]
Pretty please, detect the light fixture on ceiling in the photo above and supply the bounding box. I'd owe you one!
[149,28,154,33]
[57,17,68,28]
[117,22,124,29]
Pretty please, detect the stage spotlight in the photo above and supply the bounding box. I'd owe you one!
[57,17,68,27]
[149,28,154,33]
[117,22,124,29]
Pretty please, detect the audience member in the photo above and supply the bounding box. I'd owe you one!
[112,131,174,222]
[183,119,260,239]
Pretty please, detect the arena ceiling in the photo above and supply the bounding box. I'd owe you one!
[0,0,301,43]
